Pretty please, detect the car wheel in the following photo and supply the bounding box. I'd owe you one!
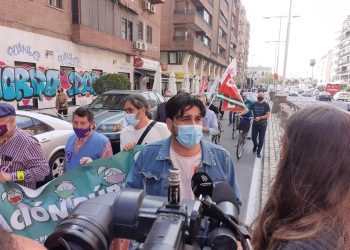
[49,151,65,179]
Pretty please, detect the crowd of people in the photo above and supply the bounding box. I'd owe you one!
[1,85,349,250]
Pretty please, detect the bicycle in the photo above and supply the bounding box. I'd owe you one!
[212,114,224,145]
[236,116,253,160]
[232,113,240,140]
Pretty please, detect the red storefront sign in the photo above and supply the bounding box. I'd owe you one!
[134,57,144,68]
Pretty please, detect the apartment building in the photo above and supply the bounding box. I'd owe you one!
[236,5,250,85]
[336,15,350,84]
[159,0,249,91]
[0,0,164,109]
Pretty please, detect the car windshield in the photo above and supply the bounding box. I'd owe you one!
[89,94,127,110]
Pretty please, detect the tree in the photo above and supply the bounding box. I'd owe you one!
[93,73,131,95]
[310,59,316,80]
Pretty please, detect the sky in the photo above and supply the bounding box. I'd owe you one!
[242,0,350,78]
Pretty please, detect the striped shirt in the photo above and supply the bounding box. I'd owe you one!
[0,127,50,189]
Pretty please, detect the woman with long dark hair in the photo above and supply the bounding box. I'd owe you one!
[252,105,350,249]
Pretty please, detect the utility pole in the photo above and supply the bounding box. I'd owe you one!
[282,0,293,91]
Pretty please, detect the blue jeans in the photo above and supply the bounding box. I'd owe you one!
[229,111,235,123]
[252,124,267,154]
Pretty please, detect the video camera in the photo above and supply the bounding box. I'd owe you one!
[44,170,252,250]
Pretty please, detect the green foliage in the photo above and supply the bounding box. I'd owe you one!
[93,73,131,95]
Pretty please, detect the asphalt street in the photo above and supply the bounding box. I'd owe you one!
[216,112,258,223]
[288,95,350,112]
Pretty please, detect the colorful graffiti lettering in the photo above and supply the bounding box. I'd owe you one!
[0,63,99,102]
[7,43,40,61]
[57,53,80,67]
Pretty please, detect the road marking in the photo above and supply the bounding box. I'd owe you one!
[244,155,262,225]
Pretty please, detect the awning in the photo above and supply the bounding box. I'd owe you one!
[134,69,156,78]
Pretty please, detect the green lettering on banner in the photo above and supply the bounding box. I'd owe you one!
[0,147,141,244]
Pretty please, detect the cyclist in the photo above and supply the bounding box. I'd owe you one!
[237,93,254,133]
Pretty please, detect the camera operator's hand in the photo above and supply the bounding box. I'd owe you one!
[122,142,136,151]
[0,171,11,183]
[109,238,130,250]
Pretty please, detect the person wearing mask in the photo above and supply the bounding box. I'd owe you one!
[64,107,113,171]
[155,90,173,123]
[125,93,241,202]
[120,94,171,151]
[197,94,219,141]
[239,91,270,158]
[55,87,69,118]
[0,103,50,189]
[252,106,350,250]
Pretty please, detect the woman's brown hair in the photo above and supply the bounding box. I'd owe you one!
[252,105,350,249]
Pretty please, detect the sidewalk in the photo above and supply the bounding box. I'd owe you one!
[261,103,295,207]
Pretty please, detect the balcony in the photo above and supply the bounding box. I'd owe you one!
[173,9,212,38]
[72,24,136,56]
[149,0,165,4]
[172,35,211,58]
[218,35,227,49]
[192,0,213,13]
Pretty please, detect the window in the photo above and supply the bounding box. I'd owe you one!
[147,26,153,43]
[169,52,178,64]
[202,9,212,25]
[121,18,133,41]
[138,22,143,40]
[48,0,63,9]
[220,11,228,25]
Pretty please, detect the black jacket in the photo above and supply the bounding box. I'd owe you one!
[156,102,167,123]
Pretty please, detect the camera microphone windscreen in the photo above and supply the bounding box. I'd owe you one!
[191,172,213,199]
[212,182,240,219]
[212,182,240,208]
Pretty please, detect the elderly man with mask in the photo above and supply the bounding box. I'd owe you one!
[125,93,241,203]
[0,103,50,189]
[64,107,113,170]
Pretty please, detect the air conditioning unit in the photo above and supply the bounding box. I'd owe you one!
[141,42,148,51]
[133,41,142,50]
[142,1,151,10]
[150,5,156,13]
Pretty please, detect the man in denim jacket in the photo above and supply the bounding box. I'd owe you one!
[125,93,241,203]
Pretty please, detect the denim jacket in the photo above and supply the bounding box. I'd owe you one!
[125,137,242,203]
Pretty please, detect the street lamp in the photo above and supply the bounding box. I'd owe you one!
[263,12,300,91]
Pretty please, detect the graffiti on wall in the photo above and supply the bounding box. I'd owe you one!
[0,61,99,102]
[7,43,41,61]
[57,53,80,67]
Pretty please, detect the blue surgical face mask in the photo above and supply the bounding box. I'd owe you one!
[125,113,140,127]
[173,123,203,148]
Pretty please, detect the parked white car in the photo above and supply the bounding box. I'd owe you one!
[333,92,350,102]
[16,111,73,181]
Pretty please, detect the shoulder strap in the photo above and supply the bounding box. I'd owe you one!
[137,121,157,145]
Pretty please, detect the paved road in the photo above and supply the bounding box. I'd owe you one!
[288,95,350,112]
[216,112,258,222]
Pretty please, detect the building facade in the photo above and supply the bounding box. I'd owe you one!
[0,0,164,109]
[336,15,350,84]
[236,5,250,86]
[316,50,334,85]
[159,0,249,92]
[246,66,272,87]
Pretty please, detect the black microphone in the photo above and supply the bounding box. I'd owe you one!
[191,172,213,199]
[212,182,240,221]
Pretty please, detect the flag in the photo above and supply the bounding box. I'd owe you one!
[220,59,237,83]
[199,75,208,93]
[217,58,246,112]
[207,78,219,100]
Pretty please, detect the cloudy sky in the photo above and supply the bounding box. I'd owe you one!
[242,0,350,78]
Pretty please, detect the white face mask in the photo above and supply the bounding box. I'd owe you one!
[164,97,171,102]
